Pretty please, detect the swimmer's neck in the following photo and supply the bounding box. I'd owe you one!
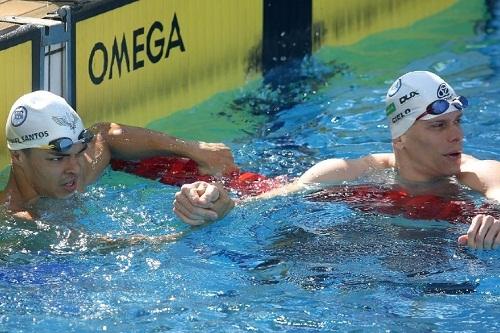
[395,173,458,195]
[1,167,40,212]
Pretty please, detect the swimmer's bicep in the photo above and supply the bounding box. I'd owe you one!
[249,181,309,201]
[368,153,395,169]
[299,158,369,184]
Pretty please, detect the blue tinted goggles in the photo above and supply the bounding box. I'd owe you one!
[417,96,468,121]
[44,129,94,152]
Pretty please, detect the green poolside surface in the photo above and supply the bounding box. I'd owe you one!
[147,0,485,142]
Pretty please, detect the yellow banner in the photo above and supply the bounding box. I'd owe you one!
[75,0,262,127]
[0,41,33,167]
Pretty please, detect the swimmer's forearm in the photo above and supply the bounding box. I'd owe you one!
[246,155,387,202]
[92,122,204,160]
[245,154,395,201]
[243,180,315,202]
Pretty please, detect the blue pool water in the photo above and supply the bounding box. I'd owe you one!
[2,3,500,332]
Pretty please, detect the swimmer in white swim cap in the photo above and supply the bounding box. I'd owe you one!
[385,71,468,139]
[6,90,93,152]
[1,90,236,224]
[252,71,500,250]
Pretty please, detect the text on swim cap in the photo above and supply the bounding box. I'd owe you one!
[391,109,411,124]
[7,131,49,144]
[398,91,419,104]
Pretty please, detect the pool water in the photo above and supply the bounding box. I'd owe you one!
[2,2,500,332]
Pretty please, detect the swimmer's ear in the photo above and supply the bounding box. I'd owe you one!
[10,150,25,165]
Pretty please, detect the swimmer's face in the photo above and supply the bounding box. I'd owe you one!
[398,111,464,179]
[17,143,88,199]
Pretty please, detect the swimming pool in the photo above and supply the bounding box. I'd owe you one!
[1,2,500,332]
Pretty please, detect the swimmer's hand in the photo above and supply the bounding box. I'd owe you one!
[173,181,235,226]
[458,214,500,250]
[189,142,238,176]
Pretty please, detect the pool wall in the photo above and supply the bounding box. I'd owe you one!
[0,0,456,167]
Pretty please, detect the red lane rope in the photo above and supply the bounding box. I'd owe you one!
[307,185,498,223]
[110,156,285,196]
[111,157,498,222]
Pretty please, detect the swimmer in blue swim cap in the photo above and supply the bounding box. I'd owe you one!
[204,71,499,249]
[1,90,235,224]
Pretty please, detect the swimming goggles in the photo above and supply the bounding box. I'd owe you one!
[43,129,94,152]
[416,96,468,121]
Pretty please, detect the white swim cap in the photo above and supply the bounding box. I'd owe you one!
[6,90,85,150]
[385,71,461,139]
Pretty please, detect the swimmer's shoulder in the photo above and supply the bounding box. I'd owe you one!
[458,154,500,201]
[363,153,395,169]
[459,154,500,175]
[460,153,499,167]
[460,153,478,166]
[0,186,35,220]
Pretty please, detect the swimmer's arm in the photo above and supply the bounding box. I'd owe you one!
[91,122,216,158]
[455,156,500,250]
[459,155,500,202]
[299,153,394,185]
[91,122,237,175]
[251,153,395,200]
[248,180,316,201]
